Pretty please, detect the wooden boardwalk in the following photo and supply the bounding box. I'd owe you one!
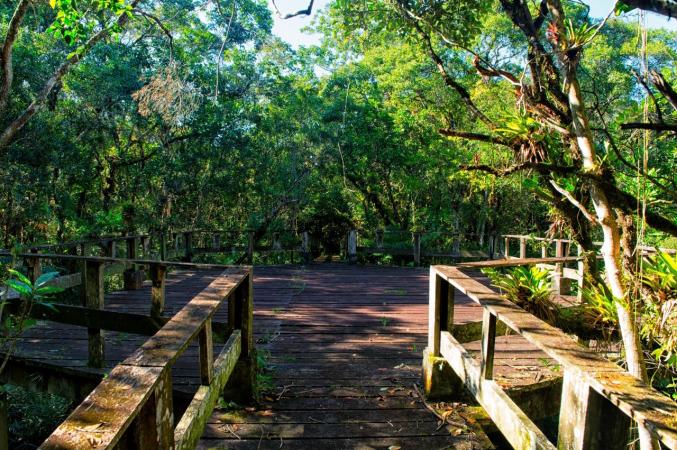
[9,264,563,449]
[199,265,558,449]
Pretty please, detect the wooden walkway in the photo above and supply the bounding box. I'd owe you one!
[9,264,563,449]
[199,265,558,449]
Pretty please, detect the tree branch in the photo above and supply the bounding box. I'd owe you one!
[620,122,677,132]
[549,180,598,223]
[0,0,32,114]
[620,0,677,18]
[460,162,576,177]
[438,129,511,146]
[0,0,142,151]
[271,0,315,19]
[649,69,677,111]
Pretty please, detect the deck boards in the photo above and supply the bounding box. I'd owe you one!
[9,264,562,449]
[198,265,558,449]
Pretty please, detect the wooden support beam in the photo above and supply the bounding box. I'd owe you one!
[25,252,41,284]
[504,236,510,258]
[174,332,241,450]
[140,235,149,259]
[199,320,214,386]
[347,230,357,264]
[439,331,555,450]
[428,269,443,356]
[160,232,167,261]
[84,260,105,368]
[183,231,193,262]
[375,229,384,249]
[519,236,527,259]
[104,240,116,258]
[149,263,167,320]
[412,232,421,266]
[480,310,496,380]
[558,369,631,450]
[301,232,310,263]
[247,231,254,264]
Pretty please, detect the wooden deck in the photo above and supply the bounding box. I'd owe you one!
[9,264,563,449]
[200,265,559,449]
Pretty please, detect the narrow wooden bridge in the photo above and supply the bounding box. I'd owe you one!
[1,233,675,449]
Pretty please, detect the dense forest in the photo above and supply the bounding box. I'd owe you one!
[1,0,676,448]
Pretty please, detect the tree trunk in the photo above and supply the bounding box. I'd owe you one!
[560,37,657,450]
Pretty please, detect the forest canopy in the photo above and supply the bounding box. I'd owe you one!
[1,0,676,447]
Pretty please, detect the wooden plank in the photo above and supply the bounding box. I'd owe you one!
[85,261,105,368]
[434,265,677,448]
[439,331,555,450]
[427,267,442,355]
[458,256,580,268]
[480,309,496,380]
[124,271,246,368]
[174,332,241,450]
[199,320,214,386]
[40,365,163,450]
[558,369,631,450]
[3,300,165,335]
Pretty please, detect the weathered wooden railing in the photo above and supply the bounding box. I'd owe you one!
[348,229,500,265]
[0,252,244,369]
[12,255,256,450]
[424,259,677,450]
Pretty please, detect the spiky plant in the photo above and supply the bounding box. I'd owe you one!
[483,266,559,324]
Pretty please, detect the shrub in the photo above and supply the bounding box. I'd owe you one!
[483,266,559,324]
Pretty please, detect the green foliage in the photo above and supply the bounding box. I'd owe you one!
[483,266,559,323]
[641,252,677,370]
[3,384,71,448]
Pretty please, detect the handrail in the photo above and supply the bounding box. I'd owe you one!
[425,261,677,450]
[39,267,253,450]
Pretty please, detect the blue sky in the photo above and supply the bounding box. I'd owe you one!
[268,0,677,47]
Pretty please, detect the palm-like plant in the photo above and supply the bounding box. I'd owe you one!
[483,266,559,324]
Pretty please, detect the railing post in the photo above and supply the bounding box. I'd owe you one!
[174,233,180,256]
[347,230,357,264]
[149,263,167,320]
[376,229,384,249]
[124,236,143,290]
[160,232,167,261]
[247,231,254,264]
[423,267,460,399]
[577,244,585,302]
[130,367,174,449]
[480,310,497,380]
[519,236,527,259]
[126,236,138,260]
[557,370,630,450]
[140,235,149,258]
[541,242,548,258]
[504,236,510,258]
[224,268,255,402]
[183,231,193,262]
[452,234,461,256]
[273,232,282,250]
[412,232,421,266]
[25,250,41,284]
[553,239,571,295]
[104,239,116,258]
[84,260,105,368]
[302,231,310,264]
[212,233,220,251]
[199,319,214,386]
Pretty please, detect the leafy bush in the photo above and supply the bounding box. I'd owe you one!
[483,266,559,324]
[4,384,71,449]
[641,252,677,371]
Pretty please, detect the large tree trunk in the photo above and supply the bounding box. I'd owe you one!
[556,18,657,450]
